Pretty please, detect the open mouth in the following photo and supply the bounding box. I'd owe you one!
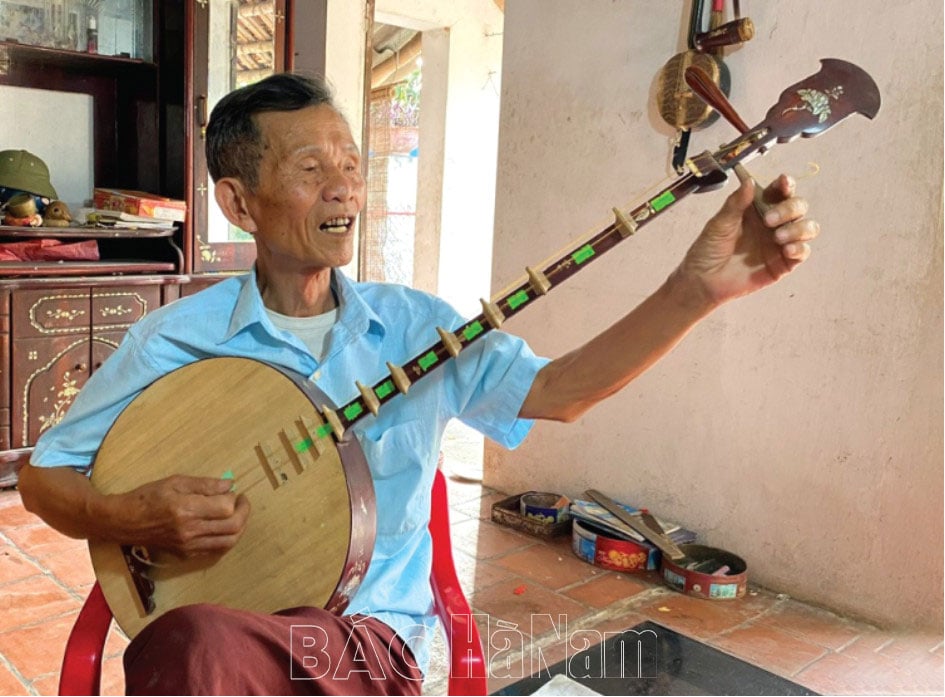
[320,216,354,234]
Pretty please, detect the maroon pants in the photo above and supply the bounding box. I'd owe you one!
[123,604,423,696]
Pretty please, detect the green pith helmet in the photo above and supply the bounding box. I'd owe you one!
[0,150,58,199]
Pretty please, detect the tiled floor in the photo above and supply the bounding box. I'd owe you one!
[0,466,942,696]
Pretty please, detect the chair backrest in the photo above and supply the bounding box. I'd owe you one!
[59,468,487,696]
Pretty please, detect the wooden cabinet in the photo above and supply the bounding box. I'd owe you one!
[0,1,312,481]
[0,1,182,465]
[3,278,180,450]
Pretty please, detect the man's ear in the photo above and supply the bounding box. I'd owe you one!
[214,178,258,233]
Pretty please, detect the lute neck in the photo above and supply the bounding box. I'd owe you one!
[314,153,727,442]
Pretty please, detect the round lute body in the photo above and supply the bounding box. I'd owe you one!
[88,357,375,638]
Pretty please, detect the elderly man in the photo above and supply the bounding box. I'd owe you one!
[18,72,817,695]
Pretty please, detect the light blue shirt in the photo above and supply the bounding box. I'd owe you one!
[31,269,549,674]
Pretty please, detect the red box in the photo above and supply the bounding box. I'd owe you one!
[93,188,186,222]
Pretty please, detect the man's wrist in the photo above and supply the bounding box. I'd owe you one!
[662,266,720,318]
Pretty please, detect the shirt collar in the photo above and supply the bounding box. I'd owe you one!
[222,266,386,345]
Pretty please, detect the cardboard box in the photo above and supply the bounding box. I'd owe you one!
[93,188,186,222]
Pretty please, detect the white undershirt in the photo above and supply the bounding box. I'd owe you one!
[265,306,339,361]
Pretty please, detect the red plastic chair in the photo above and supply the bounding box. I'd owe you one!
[58,468,488,696]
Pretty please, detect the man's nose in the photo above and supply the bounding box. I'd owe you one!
[322,167,353,201]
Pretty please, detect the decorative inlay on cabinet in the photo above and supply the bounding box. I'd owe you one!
[13,336,91,447]
[93,287,160,331]
[13,291,90,337]
[4,281,177,449]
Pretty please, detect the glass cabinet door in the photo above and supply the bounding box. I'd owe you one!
[191,0,286,273]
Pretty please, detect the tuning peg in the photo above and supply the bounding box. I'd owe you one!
[683,65,772,216]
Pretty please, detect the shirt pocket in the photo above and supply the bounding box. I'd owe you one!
[357,418,434,536]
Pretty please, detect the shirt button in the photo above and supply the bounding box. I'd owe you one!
[313,370,322,380]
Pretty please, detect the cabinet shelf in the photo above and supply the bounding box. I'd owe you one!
[0,41,156,76]
[0,225,174,239]
[0,260,176,276]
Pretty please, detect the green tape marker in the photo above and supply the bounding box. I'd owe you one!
[418,350,438,371]
[508,290,530,310]
[221,469,236,491]
[463,321,484,341]
[650,190,675,212]
[316,423,333,439]
[376,380,394,399]
[573,244,596,264]
[343,402,364,420]
[294,437,314,453]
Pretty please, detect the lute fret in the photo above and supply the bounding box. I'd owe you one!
[323,159,724,438]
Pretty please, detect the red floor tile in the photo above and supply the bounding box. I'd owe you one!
[101,655,126,696]
[444,477,492,505]
[29,672,59,696]
[0,661,28,695]
[713,623,827,677]
[0,613,76,681]
[451,548,516,593]
[492,541,602,591]
[0,543,42,585]
[0,491,43,528]
[754,598,865,650]
[37,548,96,592]
[0,573,80,633]
[795,649,942,695]
[874,631,945,669]
[2,523,85,560]
[450,518,534,559]
[0,486,941,697]
[562,572,651,609]
[633,589,775,639]
[471,576,591,640]
[104,624,130,658]
[450,491,509,521]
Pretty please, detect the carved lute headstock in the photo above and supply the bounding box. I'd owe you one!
[713,59,881,169]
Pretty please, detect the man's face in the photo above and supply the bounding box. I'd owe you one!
[241,104,366,273]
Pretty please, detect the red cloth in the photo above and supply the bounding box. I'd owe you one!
[123,603,424,696]
[0,239,99,262]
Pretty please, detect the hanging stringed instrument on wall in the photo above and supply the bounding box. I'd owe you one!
[656,0,755,172]
[90,58,881,639]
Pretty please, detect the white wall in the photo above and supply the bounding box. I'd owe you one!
[376,0,504,315]
[487,0,943,630]
[0,86,94,206]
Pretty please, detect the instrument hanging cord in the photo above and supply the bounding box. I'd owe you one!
[491,173,679,303]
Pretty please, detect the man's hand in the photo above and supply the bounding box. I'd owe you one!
[114,475,251,558]
[520,173,820,423]
[18,465,252,558]
[672,174,820,307]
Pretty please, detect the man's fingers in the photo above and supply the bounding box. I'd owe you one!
[176,495,251,557]
[182,532,247,556]
[197,502,251,536]
[172,475,236,497]
[762,195,809,228]
[774,219,820,244]
[782,241,811,263]
[762,173,796,203]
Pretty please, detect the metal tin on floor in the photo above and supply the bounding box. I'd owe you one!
[659,544,748,600]
[520,492,570,524]
[571,518,657,572]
